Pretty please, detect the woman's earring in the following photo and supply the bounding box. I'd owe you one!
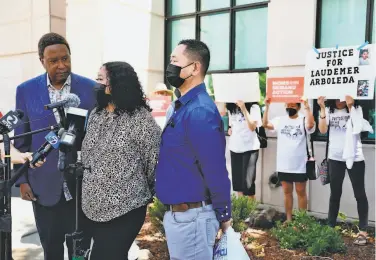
[105,85,111,95]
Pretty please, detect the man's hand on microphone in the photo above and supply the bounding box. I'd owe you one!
[20,183,37,201]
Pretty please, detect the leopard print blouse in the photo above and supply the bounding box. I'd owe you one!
[81,107,161,222]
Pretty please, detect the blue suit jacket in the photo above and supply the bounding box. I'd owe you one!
[14,73,96,206]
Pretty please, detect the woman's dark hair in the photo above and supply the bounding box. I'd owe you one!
[226,102,259,115]
[326,99,359,113]
[96,61,151,115]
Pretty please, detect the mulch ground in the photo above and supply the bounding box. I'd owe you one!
[136,214,375,260]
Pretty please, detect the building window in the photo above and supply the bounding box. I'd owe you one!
[200,13,230,70]
[165,0,269,73]
[201,0,230,11]
[235,7,268,69]
[166,18,196,60]
[167,0,196,16]
[316,0,375,143]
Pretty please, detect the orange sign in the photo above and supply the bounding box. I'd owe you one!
[267,77,304,103]
[149,96,171,117]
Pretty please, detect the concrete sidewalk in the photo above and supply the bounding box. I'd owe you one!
[11,196,54,260]
[10,188,140,260]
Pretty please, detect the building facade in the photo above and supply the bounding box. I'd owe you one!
[1,0,375,223]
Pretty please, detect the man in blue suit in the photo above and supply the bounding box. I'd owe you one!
[14,33,96,260]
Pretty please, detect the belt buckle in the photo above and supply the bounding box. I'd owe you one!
[179,203,189,212]
[172,203,189,212]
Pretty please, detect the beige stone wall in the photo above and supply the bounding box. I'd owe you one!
[0,0,66,114]
[66,0,165,94]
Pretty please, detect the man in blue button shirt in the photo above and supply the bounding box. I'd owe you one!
[156,39,232,259]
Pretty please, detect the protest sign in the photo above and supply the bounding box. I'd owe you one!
[304,44,375,100]
[267,77,304,103]
[212,73,260,103]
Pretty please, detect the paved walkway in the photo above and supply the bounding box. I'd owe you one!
[12,196,50,260]
[10,188,140,260]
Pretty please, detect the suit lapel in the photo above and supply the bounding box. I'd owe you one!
[70,73,86,109]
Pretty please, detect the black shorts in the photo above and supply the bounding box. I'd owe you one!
[278,172,308,183]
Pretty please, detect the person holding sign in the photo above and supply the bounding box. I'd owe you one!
[262,98,315,222]
[317,96,369,246]
[227,101,262,199]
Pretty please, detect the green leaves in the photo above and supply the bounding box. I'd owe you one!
[231,195,259,232]
[149,197,167,235]
[271,210,346,256]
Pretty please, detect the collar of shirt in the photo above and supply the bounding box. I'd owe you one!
[47,74,71,91]
[176,83,206,107]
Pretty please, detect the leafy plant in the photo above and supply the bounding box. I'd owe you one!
[149,195,259,236]
[337,212,359,237]
[259,72,266,106]
[148,197,167,235]
[231,195,259,232]
[271,210,346,256]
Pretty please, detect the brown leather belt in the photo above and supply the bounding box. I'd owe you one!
[166,200,212,212]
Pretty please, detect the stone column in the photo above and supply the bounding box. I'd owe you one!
[66,0,165,94]
[0,0,66,113]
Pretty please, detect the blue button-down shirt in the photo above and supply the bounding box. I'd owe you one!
[156,83,232,222]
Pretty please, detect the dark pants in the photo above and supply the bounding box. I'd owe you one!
[328,160,368,231]
[89,205,147,260]
[230,150,259,196]
[33,194,91,260]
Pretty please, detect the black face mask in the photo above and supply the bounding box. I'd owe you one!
[94,83,112,108]
[166,63,193,88]
[286,108,298,117]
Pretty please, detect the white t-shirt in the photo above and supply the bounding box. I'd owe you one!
[324,107,364,162]
[228,104,262,153]
[271,115,316,174]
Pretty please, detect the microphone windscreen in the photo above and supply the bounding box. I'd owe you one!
[64,93,81,108]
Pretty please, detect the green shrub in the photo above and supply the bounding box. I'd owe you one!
[148,197,167,235]
[149,195,259,235]
[231,195,259,232]
[271,210,346,256]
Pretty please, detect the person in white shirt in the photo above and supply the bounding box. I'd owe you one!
[263,98,315,222]
[317,96,369,246]
[227,101,262,199]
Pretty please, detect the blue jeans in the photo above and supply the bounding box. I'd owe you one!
[163,204,220,260]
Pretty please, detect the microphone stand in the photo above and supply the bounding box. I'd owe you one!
[0,125,59,260]
[65,151,91,260]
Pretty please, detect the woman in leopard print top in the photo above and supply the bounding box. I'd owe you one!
[81,61,161,260]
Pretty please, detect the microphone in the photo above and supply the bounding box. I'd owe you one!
[0,109,24,134]
[60,107,89,150]
[45,93,81,128]
[30,129,64,167]
[57,128,67,171]
[44,93,81,110]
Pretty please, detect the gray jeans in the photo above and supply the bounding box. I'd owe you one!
[163,204,220,260]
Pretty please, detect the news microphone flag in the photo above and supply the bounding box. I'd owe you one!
[45,131,60,149]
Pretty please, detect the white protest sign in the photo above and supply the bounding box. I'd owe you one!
[212,73,260,103]
[304,44,375,100]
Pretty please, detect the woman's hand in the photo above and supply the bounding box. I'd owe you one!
[228,127,232,136]
[235,100,246,111]
[301,96,310,109]
[317,96,326,108]
[345,95,354,110]
[264,97,271,108]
